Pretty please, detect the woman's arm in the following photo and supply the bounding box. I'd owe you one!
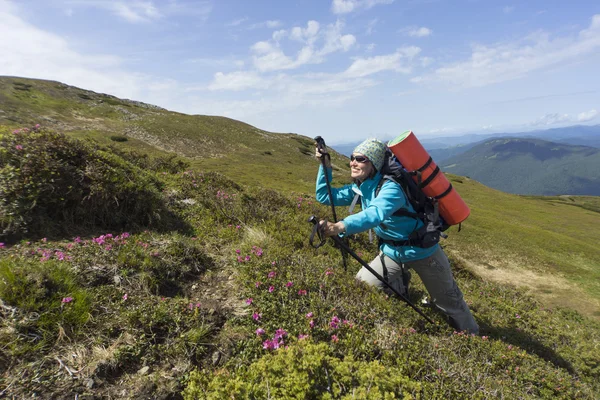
[315,164,354,206]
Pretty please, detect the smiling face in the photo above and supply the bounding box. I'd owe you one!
[350,153,374,181]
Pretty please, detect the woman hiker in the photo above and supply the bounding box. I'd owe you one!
[315,138,479,334]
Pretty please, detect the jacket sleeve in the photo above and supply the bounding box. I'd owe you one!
[315,165,354,206]
[342,179,406,235]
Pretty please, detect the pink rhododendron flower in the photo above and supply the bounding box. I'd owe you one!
[255,281,262,288]
[274,329,287,340]
[15,145,23,150]
[298,289,307,296]
[235,249,241,254]
[285,281,293,288]
[306,312,313,318]
[61,297,73,303]
[331,334,339,343]
[0,243,5,249]
[122,293,128,300]
[271,261,276,266]
[268,286,275,293]
[256,328,265,336]
[263,339,279,350]
[245,298,253,305]
[330,316,341,329]
[298,334,308,340]
[309,320,315,329]
[267,271,276,279]
[325,269,333,276]
[252,312,261,321]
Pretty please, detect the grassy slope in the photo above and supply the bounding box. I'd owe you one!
[443,175,600,317]
[2,77,599,320]
[0,76,350,193]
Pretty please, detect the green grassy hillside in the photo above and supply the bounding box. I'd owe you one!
[0,76,350,192]
[1,77,599,398]
[441,138,600,195]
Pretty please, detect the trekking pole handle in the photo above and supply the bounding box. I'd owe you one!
[314,136,329,155]
[307,216,435,325]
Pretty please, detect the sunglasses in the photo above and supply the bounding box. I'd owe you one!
[350,155,369,163]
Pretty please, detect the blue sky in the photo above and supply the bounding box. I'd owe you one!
[1,0,599,144]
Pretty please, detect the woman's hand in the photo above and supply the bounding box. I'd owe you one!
[319,220,345,237]
[315,147,332,168]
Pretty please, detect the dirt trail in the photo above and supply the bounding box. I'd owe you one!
[449,250,600,321]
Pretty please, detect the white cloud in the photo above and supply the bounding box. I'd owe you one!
[185,57,245,68]
[290,21,320,44]
[113,2,160,23]
[65,0,211,23]
[199,72,378,119]
[420,56,434,67]
[266,20,283,28]
[272,29,287,42]
[0,1,172,102]
[208,71,266,91]
[530,113,571,126]
[249,20,284,29]
[528,109,598,126]
[412,14,600,88]
[503,6,515,14]
[331,0,394,15]
[343,47,420,78]
[408,27,432,37]
[319,20,356,55]
[366,18,378,35]
[250,20,355,72]
[226,17,248,27]
[577,109,598,122]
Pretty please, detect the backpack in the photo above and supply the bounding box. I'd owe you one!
[374,149,451,248]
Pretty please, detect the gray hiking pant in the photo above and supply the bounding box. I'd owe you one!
[355,247,479,334]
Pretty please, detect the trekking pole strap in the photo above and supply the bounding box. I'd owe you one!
[309,217,328,248]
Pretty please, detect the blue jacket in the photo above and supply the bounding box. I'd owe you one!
[316,165,438,263]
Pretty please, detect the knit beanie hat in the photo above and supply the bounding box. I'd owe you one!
[352,138,387,172]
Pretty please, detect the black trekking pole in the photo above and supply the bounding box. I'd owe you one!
[314,136,348,270]
[308,216,435,325]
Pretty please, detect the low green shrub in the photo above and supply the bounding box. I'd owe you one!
[184,340,424,399]
[109,135,128,142]
[0,128,176,240]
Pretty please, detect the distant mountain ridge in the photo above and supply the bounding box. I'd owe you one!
[441,138,600,196]
[331,125,600,157]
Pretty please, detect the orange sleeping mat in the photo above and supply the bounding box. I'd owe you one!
[388,130,470,225]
